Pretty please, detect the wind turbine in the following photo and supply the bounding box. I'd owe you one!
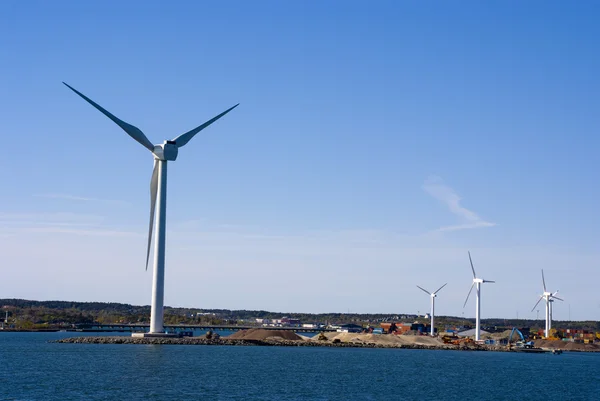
[416,283,447,336]
[64,82,238,335]
[463,251,495,341]
[531,269,563,338]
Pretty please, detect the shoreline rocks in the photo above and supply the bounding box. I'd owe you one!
[51,330,600,352]
[52,336,488,351]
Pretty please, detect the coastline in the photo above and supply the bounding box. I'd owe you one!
[52,335,489,351]
[51,330,600,352]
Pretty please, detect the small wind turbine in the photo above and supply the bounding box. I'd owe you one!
[64,82,238,335]
[416,283,447,336]
[531,269,563,338]
[463,251,495,341]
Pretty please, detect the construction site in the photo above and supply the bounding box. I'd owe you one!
[338,322,600,353]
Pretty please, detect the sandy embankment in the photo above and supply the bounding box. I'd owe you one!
[227,328,303,341]
[224,329,455,349]
[533,339,600,352]
[226,329,447,347]
[304,331,449,348]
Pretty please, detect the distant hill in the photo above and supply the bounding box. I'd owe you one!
[1,299,149,313]
[1,298,598,331]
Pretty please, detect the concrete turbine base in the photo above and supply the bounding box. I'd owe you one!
[132,332,181,338]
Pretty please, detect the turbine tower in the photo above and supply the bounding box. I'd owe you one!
[64,82,238,335]
[531,269,563,338]
[462,251,495,341]
[549,299,554,331]
[416,283,447,336]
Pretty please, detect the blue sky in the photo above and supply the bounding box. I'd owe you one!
[1,1,598,320]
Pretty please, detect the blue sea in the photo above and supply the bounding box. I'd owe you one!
[1,332,599,400]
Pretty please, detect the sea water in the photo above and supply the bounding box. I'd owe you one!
[1,332,599,400]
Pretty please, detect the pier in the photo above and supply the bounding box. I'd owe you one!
[69,323,336,333]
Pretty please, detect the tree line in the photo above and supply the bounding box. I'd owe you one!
[1,298,597,331]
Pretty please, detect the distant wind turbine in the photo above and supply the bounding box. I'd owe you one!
[531,269,563,338]
[64,82,238,335]
[416,283,447,336]
[463,251,495,341]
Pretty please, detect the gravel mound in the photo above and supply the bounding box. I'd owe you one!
[227,328,303,341]
[308,332,445,347]
[533,339,600,351]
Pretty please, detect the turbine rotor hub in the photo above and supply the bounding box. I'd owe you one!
[153,141,178,161]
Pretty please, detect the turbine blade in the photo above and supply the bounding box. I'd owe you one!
[172,103,239,148]
[552,296,564,302]
[483,279,495,283]
[416,285,430,295]
[63,82,155,152]
[468,251,477,278]
[541,269,547,292]
[531,296,543,312]
[463,282,475,308]
[146,161,159,270]
[433,283,447,294]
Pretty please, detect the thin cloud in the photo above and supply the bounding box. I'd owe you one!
[422,176,495,232]
[34,193,128,205]
[0,212,104,224]
[436,222,495,232]
[0,212,136,238]
[21,227,139,237]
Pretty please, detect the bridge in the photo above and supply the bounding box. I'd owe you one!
[71,323,336,333]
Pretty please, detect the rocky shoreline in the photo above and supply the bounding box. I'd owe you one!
[52,335,600,353]
[53,336,489,351]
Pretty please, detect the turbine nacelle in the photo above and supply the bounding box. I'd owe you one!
[417,283,447,298]
[153,141,179,161]
[473,278,484,284]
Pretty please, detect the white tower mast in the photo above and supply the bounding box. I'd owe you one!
[549,299,554,332]
[545,294,550,337]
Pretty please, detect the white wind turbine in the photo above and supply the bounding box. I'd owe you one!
[463,251,495,341]
[64,82,238,335]
[416,283,447,336]
[531,269,563,338]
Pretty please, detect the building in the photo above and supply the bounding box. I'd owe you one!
[281,317,301,326]
[337,323,363,333]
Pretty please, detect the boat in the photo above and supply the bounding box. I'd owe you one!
[511,344,562,354]
[513,346,546,353]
